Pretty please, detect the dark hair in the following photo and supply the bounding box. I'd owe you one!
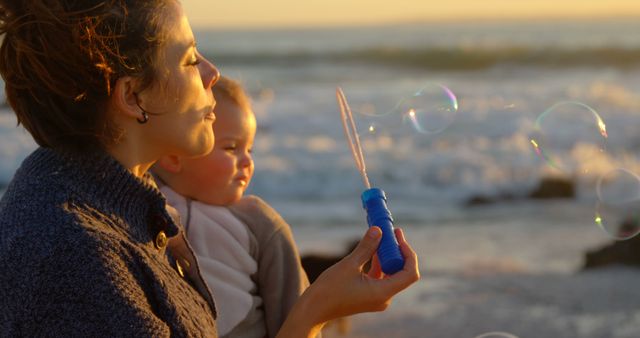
[0,0,172,151]
[212,76,252,111]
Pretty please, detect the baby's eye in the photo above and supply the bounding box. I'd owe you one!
[224,145,236,151]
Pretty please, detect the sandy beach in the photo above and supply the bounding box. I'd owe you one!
[292,201,640,338]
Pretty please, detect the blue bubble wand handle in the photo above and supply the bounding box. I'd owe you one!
[337,87,405,275]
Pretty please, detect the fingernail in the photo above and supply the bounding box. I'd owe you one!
[368,226,382,239]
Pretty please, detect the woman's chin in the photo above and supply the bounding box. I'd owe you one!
[188,132,215,158]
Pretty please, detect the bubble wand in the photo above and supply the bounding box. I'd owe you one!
[336,87,405,275]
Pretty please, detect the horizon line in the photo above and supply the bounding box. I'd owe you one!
[191,14,640,31]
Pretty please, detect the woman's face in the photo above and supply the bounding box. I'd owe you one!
[137,1,220,159]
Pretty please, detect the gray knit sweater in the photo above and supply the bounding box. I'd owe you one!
[0,148,218,337]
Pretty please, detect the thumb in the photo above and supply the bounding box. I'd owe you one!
[349,226,382,267]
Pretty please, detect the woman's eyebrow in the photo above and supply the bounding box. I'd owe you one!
[182,40,196,54]
[189,40,198,51]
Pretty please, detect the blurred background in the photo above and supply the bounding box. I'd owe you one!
[2,1,640,337]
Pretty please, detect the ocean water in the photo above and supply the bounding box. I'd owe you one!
[2,20,640,337]
[196,19,640,225]
[2,19,640,226]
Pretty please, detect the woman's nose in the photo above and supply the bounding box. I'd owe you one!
[199,55,220,89]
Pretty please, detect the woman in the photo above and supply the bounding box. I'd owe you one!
[0,1,420,337]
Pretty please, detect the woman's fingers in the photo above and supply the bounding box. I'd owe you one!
[367,252,383,279]
[290,226,420,328]
[348,226,382,267]
[384,228,420,293]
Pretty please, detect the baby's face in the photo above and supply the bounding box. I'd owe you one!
[180,96,256,205]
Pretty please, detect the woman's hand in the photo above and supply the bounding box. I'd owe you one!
[278,226,420,338]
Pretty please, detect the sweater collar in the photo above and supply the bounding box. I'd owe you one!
[22,147,179,239]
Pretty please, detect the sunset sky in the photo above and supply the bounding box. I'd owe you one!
[183,0,640,28]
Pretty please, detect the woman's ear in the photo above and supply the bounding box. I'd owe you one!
[111,76,142,121]
[157,155,183,174]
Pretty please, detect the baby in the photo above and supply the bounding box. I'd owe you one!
[154,76,310,338]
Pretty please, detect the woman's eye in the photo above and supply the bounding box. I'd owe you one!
[187,53,201,66]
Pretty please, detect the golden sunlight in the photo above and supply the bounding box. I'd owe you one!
[184,0,640,28]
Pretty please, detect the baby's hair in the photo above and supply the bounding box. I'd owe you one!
[213,76,252,111]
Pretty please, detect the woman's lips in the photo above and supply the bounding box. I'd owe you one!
[204,111,216,121]
[205,100,216,121]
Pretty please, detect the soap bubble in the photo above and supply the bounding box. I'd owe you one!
[396,83,459,135]
[530,101,608,175]
[595,168,640,240]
